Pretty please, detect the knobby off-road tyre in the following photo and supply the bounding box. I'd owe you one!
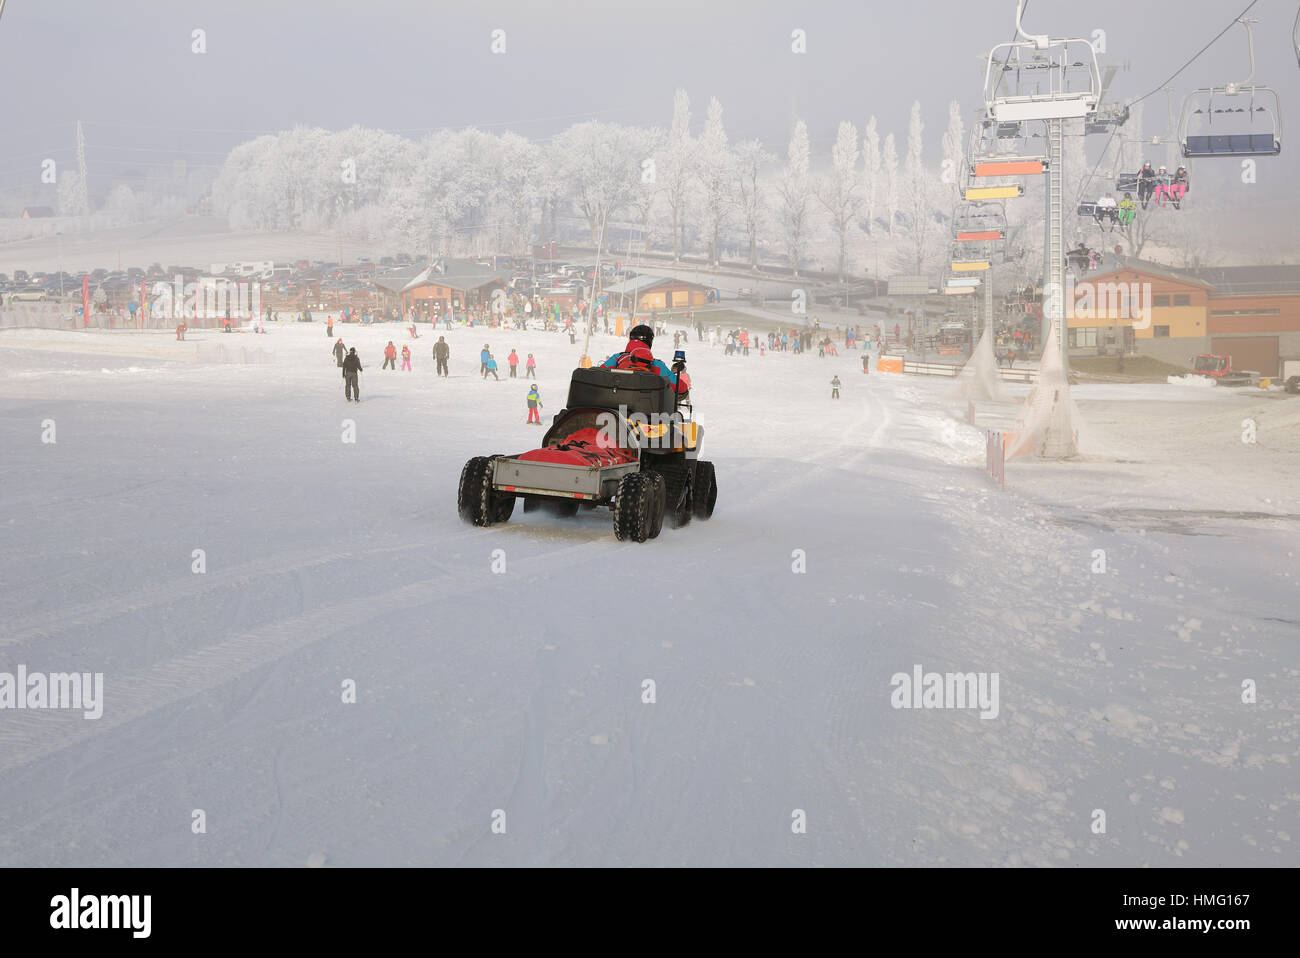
[457,456,514,527]
[613,472,664,542]
[646,459,692,529]
[692,460,717,520]
[645,471,666,539]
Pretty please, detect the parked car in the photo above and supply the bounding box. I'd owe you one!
[12,286,50,301]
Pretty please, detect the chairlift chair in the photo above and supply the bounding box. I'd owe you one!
[1179,88,1281,157]
[952,201,1008,243]
[965,185,1024,201]
[983,40,1102,124]
[1178,18,1282,158]
[967,120,1048,178]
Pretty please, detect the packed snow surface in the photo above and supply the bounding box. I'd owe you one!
[1,321,1296,866]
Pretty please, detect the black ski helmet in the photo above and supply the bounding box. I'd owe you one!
[629,323,654,347]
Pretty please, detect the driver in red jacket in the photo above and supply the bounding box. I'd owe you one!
[602,324,690,393]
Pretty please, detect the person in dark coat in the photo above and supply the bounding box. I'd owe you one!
[433,336,450,377]
[342,347,363,402]
[333,339,346,367]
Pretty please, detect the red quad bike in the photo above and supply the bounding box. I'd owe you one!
[457,365,717,542]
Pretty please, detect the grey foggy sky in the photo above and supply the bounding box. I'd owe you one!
[2,0,1296,196]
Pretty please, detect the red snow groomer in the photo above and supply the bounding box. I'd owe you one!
[1192,353,1256,387]
[457,366,717,542]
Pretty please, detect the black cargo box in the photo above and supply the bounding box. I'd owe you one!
[566,367,675,416]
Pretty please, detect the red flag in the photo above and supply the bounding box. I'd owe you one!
[82,275,89,326]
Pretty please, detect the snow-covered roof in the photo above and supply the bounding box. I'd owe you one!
[399,263,507,293]
[603,274,711,295]
[1184,265,1300,298]
[369,260,507,295]
[1096,257,1300,297]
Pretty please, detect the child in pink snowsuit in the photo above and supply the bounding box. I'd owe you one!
[525,354,536,377]
[400,344,411,371]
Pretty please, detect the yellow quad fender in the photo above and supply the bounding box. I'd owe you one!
[625,418,703,452]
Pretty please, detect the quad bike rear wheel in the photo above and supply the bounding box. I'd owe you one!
[645,458,692,528]
[692,459,717,520]
[613,471,665,542]
[457,456,515,526]
[645,471,666,539]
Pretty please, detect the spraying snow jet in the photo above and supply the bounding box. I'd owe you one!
[0,666,103,719]
[890,665,999,720]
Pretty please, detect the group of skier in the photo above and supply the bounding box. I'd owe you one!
[478,344,537,380]
[331,335,544,408]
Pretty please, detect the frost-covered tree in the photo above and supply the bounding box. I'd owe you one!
[900,102,939,274]
[498,132,542,255]
[940,101,966,203]
[535,141,568,246]
[861,117,881,235]
[552,121,644,246]
[625,126,663,248]
[816,121,861,282]
[776,120,813,276]
[695,97,731,267]
[657,89,695,262]
[881,132,899,234]
[732,138,772,269]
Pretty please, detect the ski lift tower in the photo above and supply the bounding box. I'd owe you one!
[983,0,1101,392]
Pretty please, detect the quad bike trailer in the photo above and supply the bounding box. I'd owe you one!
[458,366,717,542]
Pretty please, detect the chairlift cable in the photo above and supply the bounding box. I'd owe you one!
[1071,0,1261,209]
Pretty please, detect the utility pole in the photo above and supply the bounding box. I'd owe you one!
[1042,116,1066,377]
[580,209,608,364]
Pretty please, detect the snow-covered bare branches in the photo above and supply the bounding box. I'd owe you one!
[731,139,771,270]
[816,121,861,283]
[695,97,731,268]
[776,120,813,277]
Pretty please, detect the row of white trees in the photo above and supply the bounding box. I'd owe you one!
[209,92,982,281]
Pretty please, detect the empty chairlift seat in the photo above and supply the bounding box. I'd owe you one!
[1183,132,1280,157]
[1179,86,1283,159]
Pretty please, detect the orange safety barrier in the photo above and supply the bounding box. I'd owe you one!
[877,356,904,373]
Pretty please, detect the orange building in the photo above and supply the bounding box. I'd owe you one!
[371,260,507,316]
[604,275,713,312]
[1066,258,1300,378]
